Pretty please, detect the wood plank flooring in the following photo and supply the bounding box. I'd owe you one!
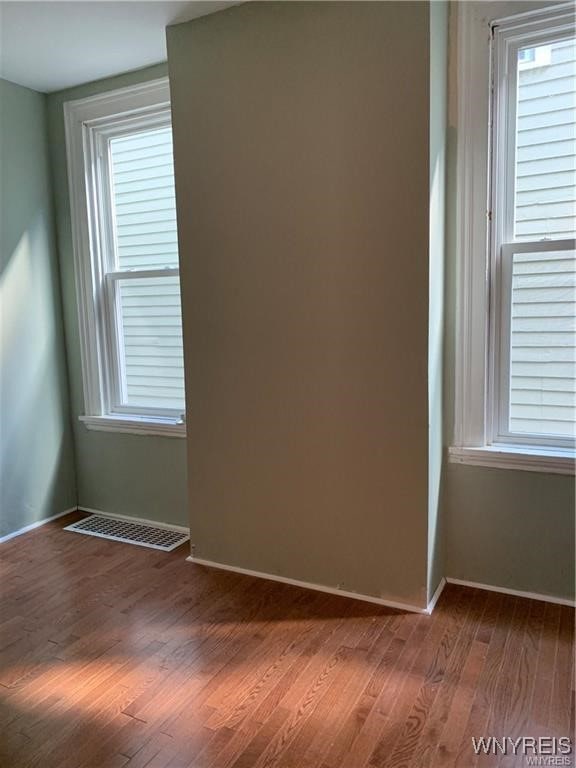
[0,512,573,768]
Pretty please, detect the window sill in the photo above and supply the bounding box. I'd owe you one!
[448,445,575,475]
[79,414,186,438]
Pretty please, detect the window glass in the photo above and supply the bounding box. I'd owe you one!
[116,275,185,411]
[509,249,576,438]
[515,39,576,242]
[110,127,179,270]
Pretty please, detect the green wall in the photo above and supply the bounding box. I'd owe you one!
[442,3,575,601]
[168,2,434,608]
[0,79,77,537]
[444,463,575,599]
[46,65,188,527]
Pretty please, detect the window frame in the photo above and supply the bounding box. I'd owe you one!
[64,78,186,437]
[489,16,575,450]
[450,1,575,474]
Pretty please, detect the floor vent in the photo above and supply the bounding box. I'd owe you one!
[64,515,189,551]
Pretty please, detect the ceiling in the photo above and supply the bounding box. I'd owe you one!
[0,1,238,93]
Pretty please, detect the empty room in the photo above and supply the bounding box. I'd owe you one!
[0,2,574,767]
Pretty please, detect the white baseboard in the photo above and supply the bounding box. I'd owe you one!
[77,506,190,535]
[6,512,569,612]
[427,577,447,614]
[0,507,78,544]
[445,577,575,608]
[186,555,429,614]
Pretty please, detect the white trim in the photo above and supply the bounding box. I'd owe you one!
[448,444,575,474]
[106,267,179,282]
[453,1,576,460]
[445,577,575,608]
[186,556,430,614]
[65,96,106,416]
[65,86,175,417]
[0,508,78,545]
[427,577,447,614]
[64,77,186,428]
[77,506,189,534]
[488,10,575,451]
[453,0,492,449]
[79,414,186,438]
[64,78,170,123]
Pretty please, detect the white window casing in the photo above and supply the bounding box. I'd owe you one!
[64,78,186,437]
[450,2,575,474]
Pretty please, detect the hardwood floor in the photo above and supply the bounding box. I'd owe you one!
[0,512,573,768]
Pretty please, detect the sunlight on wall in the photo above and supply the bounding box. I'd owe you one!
[0,78,77,537]
[0,219,68,530]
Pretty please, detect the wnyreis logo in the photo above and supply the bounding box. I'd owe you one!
[472,737,572,765]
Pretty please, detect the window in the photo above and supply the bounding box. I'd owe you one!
[65,79,185,436]
[518,44,552,70]
[451,3,575,473]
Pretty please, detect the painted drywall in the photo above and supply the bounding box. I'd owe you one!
[0,78,76,537]
[46,64,189,527]
[428,0,448,601]
[443,2,575,601]
[168,2,432,607]
[444,463,575,599]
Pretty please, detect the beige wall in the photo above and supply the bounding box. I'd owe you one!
[168,2,434,608]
